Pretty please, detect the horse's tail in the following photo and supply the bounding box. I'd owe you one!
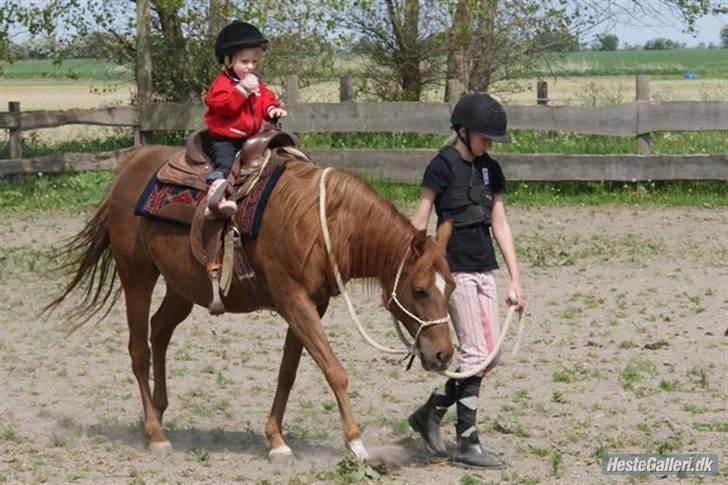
[43,192,121,333]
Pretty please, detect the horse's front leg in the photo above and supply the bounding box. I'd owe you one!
[277,296,368,460]
[265,302,329,464]
[265,327,303,464]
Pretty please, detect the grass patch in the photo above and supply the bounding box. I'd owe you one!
[490,414,531,438]
[1,58,133,81]
[0,171,114,211]
[1,169,725,212]
[620,357,656,392]
[687,366,710,389]
[692,421,728,433]
[299,130,728,154]
[538,48,728,78]
[0,131,134,159]
[315,453,381,483]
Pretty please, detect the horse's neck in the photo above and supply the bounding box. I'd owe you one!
[343,198,413,290]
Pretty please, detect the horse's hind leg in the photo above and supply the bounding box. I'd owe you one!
[265,302,328,464]
[150,286,193,425]
[118,266,170,454]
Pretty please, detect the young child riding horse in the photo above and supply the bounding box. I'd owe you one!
[204,21,288,219]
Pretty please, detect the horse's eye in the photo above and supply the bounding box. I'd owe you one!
[412,287,428,298]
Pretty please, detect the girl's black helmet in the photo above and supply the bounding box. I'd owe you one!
[215,21,268,64]
[451,93,511,143]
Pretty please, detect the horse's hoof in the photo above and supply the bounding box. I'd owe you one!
[149,441,173,457]
[269,445,294,465]
[347,439,369,460]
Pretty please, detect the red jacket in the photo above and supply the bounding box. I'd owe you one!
[204,70,281,139]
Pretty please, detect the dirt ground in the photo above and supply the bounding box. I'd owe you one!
[0,202,726,484]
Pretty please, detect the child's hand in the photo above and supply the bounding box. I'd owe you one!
[239,73,260,96]
[269,107,288,119]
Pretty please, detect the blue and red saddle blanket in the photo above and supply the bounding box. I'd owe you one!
[134,163,285,238]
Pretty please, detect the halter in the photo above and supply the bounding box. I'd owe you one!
[387,247,450,363]
[318,168,449,358]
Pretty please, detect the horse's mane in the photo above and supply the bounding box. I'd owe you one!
[274,161,415,285]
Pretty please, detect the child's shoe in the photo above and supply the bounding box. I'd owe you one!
[206,179,237,219]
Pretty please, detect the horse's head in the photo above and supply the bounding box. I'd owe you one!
[387,221,455,371]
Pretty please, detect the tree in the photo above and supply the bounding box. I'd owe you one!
[721,24,728,48]
[644,37,681,50]
[597,33,619,51]
[339,0,448,101]
[0,0,339,102]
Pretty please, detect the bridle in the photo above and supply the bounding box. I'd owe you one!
[318,167,450,358]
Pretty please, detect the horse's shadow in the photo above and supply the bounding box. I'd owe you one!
[85,421,340,462]
[76,418,440,469]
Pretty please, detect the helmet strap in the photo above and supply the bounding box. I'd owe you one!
[455,127,474,158]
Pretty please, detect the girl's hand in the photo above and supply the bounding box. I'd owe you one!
[508,281,526,312]
[239,73,260,95]
[269,107,288,119]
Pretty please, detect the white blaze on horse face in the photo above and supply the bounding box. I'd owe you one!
[435,272,446,296]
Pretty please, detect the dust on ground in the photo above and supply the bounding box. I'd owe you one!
[1,204,726,484]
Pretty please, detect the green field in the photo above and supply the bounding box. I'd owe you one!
[541,48,728,78]
[3,48,728,81]
[0,58,132,81]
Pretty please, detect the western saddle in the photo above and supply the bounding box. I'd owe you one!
[157,127,310,315]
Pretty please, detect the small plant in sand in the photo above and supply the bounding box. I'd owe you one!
[549,448,563,476]
[620,357,656,391]
[316,452,381,483]
[192,448,210,463]
[687,366,709,389]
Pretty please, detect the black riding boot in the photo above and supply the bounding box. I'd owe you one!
[408,378,456,457]
[451,375,505,469]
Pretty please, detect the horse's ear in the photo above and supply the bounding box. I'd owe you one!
[411,230,427,257]
[435,219,453,252]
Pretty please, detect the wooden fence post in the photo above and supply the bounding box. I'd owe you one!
[135,0,153,145]
[8,102,21,159]
[636,75,651,155]
[537,81,549,105]
[446,79,462,103]
[340,74,353,102]
[285,75,299,105]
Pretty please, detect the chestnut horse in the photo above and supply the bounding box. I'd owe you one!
[47,145,455,462]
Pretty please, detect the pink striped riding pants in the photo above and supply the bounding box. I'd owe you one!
[449,271,501,376]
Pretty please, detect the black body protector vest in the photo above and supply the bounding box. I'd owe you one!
[436,146,493,228]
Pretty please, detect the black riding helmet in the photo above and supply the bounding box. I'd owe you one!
[451,93,511,144]
[215,21,268,64]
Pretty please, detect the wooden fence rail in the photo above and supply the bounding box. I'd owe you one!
[1,76,727,180]
[4,101,725,136]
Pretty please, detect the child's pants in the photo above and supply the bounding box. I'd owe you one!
[449,271,501,376]
[208,136,244,182]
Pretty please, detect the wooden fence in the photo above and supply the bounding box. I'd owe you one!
[1,76,727,181]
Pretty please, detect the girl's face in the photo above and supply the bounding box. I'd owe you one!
[459,128,493,157]
[228,47,262,78]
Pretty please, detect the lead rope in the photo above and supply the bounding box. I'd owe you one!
[318,167,526,372]
[319,168,406,355]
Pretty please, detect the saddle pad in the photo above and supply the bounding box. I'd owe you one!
[236,162,285,238]
[134,174,205,225]
[134,163,286,238]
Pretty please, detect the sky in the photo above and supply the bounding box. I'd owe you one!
[601,10,727,47]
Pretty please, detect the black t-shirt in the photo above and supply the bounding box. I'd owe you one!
[422,148,506,272]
